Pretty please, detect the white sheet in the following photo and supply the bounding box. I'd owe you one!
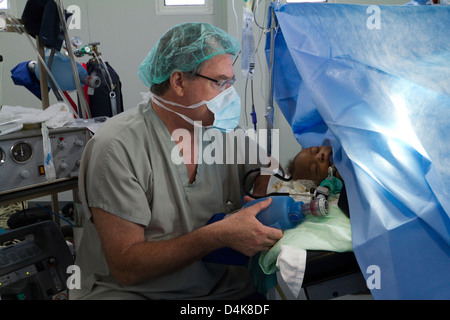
[276,245,307,299]
[0,103,74,135]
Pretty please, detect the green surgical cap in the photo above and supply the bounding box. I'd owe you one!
[138,22,240,87]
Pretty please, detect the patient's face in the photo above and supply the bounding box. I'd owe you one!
[291,146,333,182]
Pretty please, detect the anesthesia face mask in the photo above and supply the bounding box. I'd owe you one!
[151,86,241,132]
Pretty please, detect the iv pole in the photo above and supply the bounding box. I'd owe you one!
[264,0,279,155]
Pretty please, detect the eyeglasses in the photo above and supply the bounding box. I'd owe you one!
[195,73,236,91]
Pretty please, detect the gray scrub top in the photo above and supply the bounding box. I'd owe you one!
[70,102,268,300]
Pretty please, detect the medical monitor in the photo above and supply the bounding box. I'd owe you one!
[0,221,74,300]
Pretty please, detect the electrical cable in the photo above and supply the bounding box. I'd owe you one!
[36,204,75,227]
[232,0,240,41]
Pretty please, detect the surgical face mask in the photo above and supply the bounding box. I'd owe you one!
[152,86,241,132]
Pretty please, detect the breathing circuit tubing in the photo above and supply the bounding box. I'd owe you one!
[242,167,293,199]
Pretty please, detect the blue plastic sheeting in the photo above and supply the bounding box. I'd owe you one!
[267,3,450,299]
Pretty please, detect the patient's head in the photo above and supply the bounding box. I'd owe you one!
[286,146,334,183]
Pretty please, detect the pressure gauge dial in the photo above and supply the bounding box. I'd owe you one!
[71,36,83,48]
[10,141,33,164]
[0,147,5,166]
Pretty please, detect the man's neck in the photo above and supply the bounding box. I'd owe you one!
[152,99,199,184]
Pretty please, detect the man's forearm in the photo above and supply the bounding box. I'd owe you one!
[106,222,226,286]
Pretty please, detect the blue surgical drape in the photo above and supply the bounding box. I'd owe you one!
[267,3,450,299]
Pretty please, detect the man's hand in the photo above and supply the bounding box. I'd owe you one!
[217,197,283,257]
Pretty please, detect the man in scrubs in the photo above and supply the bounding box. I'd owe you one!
[70,23,282,300]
